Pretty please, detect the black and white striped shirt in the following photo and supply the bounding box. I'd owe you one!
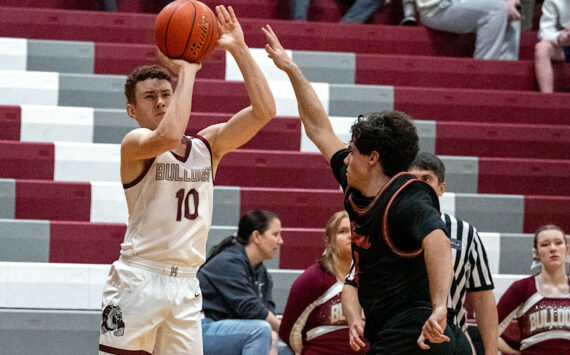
[443,213,495,331]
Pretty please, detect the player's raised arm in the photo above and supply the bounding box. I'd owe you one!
[263,25,345,161]
[199,6,276,171]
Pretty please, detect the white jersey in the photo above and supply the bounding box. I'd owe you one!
[120,135,214,267]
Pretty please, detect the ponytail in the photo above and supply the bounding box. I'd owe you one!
[204,209,279,264]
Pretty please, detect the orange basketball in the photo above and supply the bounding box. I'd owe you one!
[154,0,220,63]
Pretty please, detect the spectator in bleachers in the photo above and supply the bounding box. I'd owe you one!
[263,24,471,354]
[290,0,386,23]
[415,0,522,60]
[279,211,370,354]
[497,224,570,354]
[198,210,293,355]
[534,0,570,92]
[409,152,498,355]
[98,6,276,354]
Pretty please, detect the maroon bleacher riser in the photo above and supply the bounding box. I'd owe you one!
[0,106,21,141]
[0,0,98,10]
[216,150,336,189]
[279,229,327,269]
[0,7,539,60]
[46,221,325,268]
[191,79,250,114]
[524,196,570,234]
[3,141,570,195]
[356,54,538,91]
[0,141,54,180]
[0,107,301,151]
[395,87,570,125]
[94,44,227,77]
[435,122,570,160]
[240,187,344,229]
[478,158,570,196]
[15,180,91,221]
[49,221,124,264]
[0,0,545,32]
[91,41,567,92]
[185,114,301,152]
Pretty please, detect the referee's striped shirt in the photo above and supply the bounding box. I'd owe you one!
[442,213,494,331]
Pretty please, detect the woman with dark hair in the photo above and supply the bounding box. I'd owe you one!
[498,224,570,354]
[198,210,290,355]
[279,211,369,354]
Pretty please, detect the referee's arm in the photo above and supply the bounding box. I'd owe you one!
[470,290,498,354]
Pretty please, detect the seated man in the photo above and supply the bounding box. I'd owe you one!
[415,0,521,60]
[534,0,570,92]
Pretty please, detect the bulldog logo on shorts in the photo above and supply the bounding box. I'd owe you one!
[101,305,125,336]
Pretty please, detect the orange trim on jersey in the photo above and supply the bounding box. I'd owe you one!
[348,172,409,215]
[382,179,423,258]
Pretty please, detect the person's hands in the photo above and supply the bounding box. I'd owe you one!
[348,317,367,351]
[417,306,450,350]
[157,49,202,75]
[558,29,570,46]
[262,25,295,72]
[506,0,522,22]
[215,5,246,53]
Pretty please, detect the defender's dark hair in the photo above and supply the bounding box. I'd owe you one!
[533,224,567,249]
[124,65,172,104]
[350,111,419,177]
[409,152,446,183]
[206,210,279,262]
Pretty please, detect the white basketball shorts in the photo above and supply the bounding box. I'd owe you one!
[99,256,203,355]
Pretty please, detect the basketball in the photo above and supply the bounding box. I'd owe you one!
[154,0,220,63]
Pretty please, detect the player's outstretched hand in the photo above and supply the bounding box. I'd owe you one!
[157,49,202,75]
[215,5,246,52]
[417,306,450,350]
[348,317,367,351]
[262,25,294,72]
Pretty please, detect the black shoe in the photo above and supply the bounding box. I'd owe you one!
[399,15,417,26]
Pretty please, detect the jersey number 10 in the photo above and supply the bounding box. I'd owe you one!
[175,188,199,221]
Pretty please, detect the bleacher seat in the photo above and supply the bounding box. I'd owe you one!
[7,37,569,91]
[0,7,541,59]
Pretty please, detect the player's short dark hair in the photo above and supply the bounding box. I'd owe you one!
[124,65,172,104]
[410,152,446,183]
[350,110,419,177]
[533,224,567,249]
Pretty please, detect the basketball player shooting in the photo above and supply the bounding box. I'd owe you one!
[98,5,276,355]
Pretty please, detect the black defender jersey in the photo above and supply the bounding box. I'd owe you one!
[330,148,447,338]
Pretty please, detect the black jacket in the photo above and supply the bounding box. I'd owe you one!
[198,242,275,321]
